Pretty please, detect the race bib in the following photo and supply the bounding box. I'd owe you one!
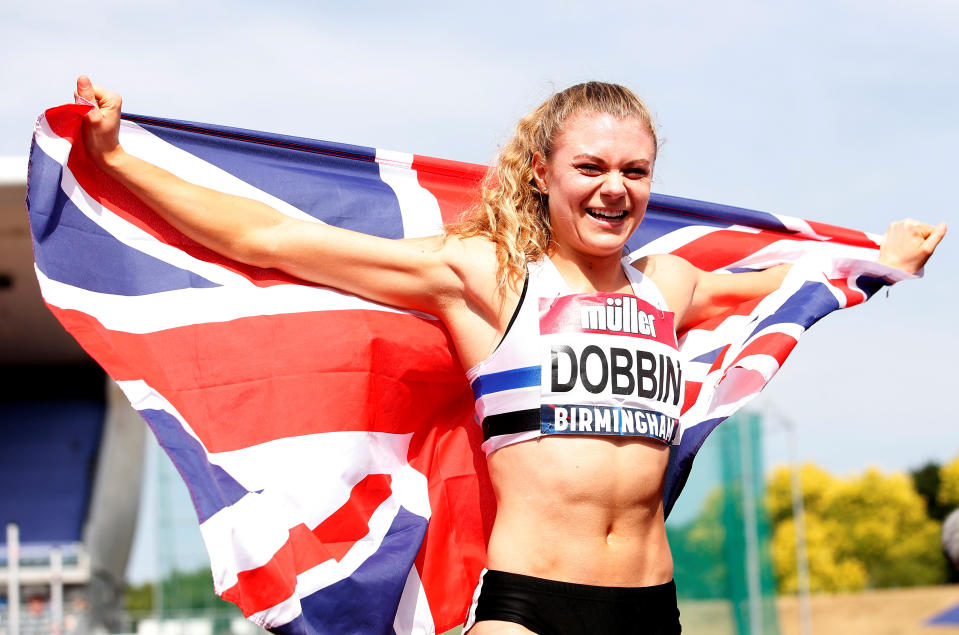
[539,293,682,444]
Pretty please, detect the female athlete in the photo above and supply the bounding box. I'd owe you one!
[74,77,945,634]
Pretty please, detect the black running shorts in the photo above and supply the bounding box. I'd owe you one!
[465,569,682,634]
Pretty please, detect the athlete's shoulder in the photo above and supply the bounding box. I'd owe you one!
[629,254,700,319]
[631,253,698,283]
[439,234,499,281]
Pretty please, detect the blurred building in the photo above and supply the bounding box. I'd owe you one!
[0,157,145,633]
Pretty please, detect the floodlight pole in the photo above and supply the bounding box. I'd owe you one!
[739,415,764,635]
[6,523,20,635]
[51,548,63,634]
[153,439,165,623]
[771,411,813,635]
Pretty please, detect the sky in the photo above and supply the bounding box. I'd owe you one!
[3,0,957,581]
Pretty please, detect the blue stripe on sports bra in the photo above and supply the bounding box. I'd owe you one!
[470,365,540,399]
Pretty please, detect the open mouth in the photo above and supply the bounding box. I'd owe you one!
[586,208,628,221]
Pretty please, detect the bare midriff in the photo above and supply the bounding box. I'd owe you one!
[485,434,673,587]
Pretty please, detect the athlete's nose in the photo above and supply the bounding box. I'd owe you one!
[601,171,627,199]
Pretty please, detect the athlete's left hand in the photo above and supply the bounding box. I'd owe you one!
[878,219,947,274]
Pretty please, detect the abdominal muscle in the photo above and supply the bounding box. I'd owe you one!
[484,434,673,587]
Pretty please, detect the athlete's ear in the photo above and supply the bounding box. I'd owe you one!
[532,151,549,195]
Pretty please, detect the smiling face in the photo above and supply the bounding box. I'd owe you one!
[532,112,656,267]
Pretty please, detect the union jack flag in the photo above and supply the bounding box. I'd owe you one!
[26,103,912,634]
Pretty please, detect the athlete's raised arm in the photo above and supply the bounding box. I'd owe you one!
[641,255,791,332]
[648,218,945,332]
[877,218,947,275]
[75,76,477,317]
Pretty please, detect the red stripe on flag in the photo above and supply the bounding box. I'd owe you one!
[680,297,763,338]
[47,302,139,381]
[708,345,730,375]
[221,473,393,617]
[43,104,92,145]
[712,368,768,408]
[828,277,865,308]
[411,155,486,225]
[671,229,811,271]
[407,417,494,633]
[806,220,878,249]
[680,381,703,415]
[728,332,798,369]
[46,305,470,452]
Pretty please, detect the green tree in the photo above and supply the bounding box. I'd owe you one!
[937,456,959,583]
[769,513,867,593]
[830,469,944,588]
[668,488,728,598]
[125,581,154,614]
[767,464,838,526]
[160,568,222,611]
[124,567,241,627]
[912,462,949,521]
[940,456,959,509]
[767,464,946,592]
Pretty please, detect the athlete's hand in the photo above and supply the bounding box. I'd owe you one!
[878,219,947,274]
[75,75,124,169]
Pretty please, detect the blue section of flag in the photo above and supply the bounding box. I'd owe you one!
[690,347,726,364]
[140,408,248,523]
[128,114,407,239]
[285,507,428,635]
[748,281,841,339]
[26,143,220,294]
[631,193,790,250]
[629,210,719,250]
[855,275,890,299]
[665,417,725,517]
[651,193,789,233]
[471,366,540,399]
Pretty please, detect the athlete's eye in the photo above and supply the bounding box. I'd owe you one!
[576,164,603,175]
[623,169,649,179]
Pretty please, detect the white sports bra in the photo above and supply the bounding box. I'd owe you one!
[466,257,684,455]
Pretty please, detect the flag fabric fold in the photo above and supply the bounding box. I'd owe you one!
[26,103,911,634]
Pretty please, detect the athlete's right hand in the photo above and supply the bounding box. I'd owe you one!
[75,75,124,168]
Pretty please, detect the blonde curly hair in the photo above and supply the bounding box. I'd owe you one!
[446,81,658,290]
